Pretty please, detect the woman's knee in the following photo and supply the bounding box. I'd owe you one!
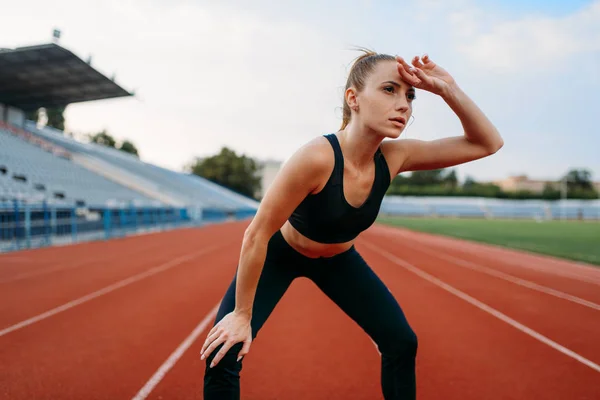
[380,326,418,359]
[204,342,244,377]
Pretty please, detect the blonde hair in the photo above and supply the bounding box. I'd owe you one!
[340,48,396,130]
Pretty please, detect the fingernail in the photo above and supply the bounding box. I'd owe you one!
[237,356,242,362]
[210,362,214,368]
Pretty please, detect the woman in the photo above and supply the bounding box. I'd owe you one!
[200,50,503,399]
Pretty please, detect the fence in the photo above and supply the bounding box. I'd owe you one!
[0,200,257,253]
[379,196,600,220]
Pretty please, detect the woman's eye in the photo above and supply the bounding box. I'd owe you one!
[384,86,394,93]
[407,92,416,100]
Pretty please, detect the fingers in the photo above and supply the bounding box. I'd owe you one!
[210,340,235,368]
[201,334,226,363]
[396,56,414,74]
[237,339,252,362]
[200,330,220,358]
[411,56,425,69]
[422,54,436,67]
[396,57,421,86]
[412,67,432,86]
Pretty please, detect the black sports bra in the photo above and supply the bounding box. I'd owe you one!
[287,133,391,244]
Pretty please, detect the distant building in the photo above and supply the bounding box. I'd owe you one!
[256,159,282,199]
[493,175,558,193]
[493,174,600,194]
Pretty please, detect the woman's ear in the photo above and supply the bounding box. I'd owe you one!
[345,87,358,111]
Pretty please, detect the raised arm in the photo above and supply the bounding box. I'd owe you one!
[200,138,330,367]
[385,55,504,175]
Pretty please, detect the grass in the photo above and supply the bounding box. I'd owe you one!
[376,216,600,267]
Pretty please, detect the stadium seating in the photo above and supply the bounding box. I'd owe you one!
[549,202,600,220]
[380,196,486,218]
[381,196,600,221]
[0,128,158,206]
[24,122,260,211]
[484,201,547,219]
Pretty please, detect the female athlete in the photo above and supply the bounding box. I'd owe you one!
[200,49,504,399]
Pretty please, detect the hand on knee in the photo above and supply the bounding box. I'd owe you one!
[204,342,245,373]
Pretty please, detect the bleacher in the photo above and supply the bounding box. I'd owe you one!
[0,127,159,207]
[381,196,600,221]
[484,200,547,219]
[0,42,262,253]
[24,122,260,212]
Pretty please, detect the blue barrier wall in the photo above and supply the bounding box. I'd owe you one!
[0,201,256,253]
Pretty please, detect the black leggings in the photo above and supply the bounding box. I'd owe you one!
[203,230,418,399]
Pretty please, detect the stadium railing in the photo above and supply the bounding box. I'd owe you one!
[0,200,256,253]
[379,196,600,221]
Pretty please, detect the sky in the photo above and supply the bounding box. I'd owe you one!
[2,0,599,183]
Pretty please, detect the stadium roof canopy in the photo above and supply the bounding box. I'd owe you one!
[0,43,133,111]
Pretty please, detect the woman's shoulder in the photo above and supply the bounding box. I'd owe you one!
[379,138,410,177]
[268,134,336,198]
[286,134,336,170]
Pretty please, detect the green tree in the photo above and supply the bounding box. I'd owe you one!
[443,169,458,188]
[408,169,445,186]
[118,140,139,157]
[25,109,40,123]
[87,130,140,157]
[542,183,561,200]
[463,176,477,189]
[88,130,117,147]
[25,106,65,131]
[188,147,262,199]
[564,169,593,191]
[45,106,66,131]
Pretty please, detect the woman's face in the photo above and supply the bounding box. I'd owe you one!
[348,60,416,138]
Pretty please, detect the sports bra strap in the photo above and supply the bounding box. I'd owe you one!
[324,134,343,186]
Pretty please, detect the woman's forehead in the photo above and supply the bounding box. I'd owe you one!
[369,61,412,88]
[370,60,402,81]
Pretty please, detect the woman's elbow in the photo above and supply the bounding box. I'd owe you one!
[485,134,504,155]
[243,225,272,247]
[490,139,504,154]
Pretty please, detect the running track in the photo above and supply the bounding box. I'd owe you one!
[1,220,599,399]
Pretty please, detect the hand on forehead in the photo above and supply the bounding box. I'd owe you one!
[369,59,416,90]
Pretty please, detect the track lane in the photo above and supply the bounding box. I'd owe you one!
[0,224,246,400]
[0,228,179,277]
[0,223,244,328]
[356,241,600,399]
[2,221,599,399]
[370,224,600,303]
[363,227,600,365]
[145,275,383,400]
[136,227,600,399]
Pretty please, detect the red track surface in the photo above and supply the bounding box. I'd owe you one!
[1,221,599,399]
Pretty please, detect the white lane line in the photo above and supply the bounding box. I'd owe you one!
[0,247,152,284]
[131,303,220,400]
[362,241,600,374]
[0,259,101,284]
[374,226,600,286]
[403,239,600,311]
[0,245,223,338]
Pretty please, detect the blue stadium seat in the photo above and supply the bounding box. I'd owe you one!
[24,122,259,212]
[0,128,157,206]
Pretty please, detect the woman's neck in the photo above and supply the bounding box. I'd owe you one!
[338,123,382,169]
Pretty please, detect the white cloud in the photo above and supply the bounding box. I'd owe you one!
[456,1,600,74]
[2,0,599,183]
[1,1,352,171]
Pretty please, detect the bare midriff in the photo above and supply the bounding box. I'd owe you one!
[279,220,354,259]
